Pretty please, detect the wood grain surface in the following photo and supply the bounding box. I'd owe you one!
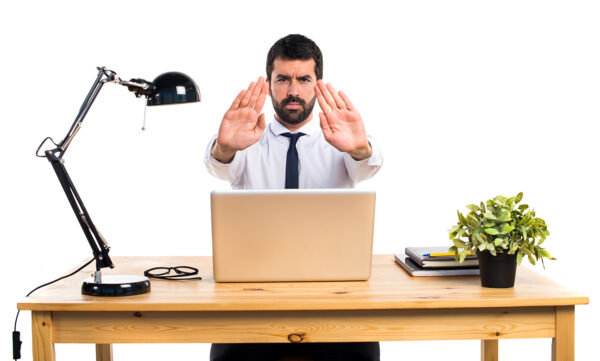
[95,344,112,361]
[18,255,588,312]
[552,306,575,361]
[50,307,555,344]
[32,311,55,361]
[481,339,499,361]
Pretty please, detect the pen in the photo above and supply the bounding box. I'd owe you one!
[424,252,472,257]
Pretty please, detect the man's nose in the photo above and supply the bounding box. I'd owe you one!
[287,80,300,97]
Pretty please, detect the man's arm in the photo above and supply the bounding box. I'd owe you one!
[211,140,237,164]
[343,135,383,183]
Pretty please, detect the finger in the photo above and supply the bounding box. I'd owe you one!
[339,91,355,111]
[319,112,332,136]
[229,90,246,110]
[317,80,338,110]
[253,81,269,112]
[326,83,347,109]
[315,85,332,114]
[248,77,265,108]
[239,81,257,108]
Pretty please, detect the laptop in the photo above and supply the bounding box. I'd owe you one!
[210,189,375,282]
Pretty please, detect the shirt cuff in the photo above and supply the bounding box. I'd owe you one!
[343,135,383,182]
[204,135,237,181]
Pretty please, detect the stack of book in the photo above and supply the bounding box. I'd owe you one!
[394,246,480,276]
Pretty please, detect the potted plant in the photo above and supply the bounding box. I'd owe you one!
[449,192,554,288]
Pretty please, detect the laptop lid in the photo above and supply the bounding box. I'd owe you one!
[210,189,375,282]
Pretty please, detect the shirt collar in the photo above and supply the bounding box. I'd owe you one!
[270,116,320,137]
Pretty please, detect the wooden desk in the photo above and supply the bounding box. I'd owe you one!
[18,255,588,361]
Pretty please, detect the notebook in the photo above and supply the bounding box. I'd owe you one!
[210,189,375,282]
[394,254,480,277]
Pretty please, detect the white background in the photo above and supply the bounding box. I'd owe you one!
[1,0,598,360]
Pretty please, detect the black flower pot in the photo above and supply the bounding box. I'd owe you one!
[476,250,518,288]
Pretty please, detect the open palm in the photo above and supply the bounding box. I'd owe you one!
[217,77,269,153]
[315,80,370,158]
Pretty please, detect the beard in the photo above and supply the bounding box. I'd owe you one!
[272,95,316,125]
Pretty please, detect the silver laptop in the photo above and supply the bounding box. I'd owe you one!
[210,189,375,282]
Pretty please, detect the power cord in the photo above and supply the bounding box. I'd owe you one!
[12,258,94,360]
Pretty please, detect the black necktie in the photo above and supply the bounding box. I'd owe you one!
[281,132,305,189]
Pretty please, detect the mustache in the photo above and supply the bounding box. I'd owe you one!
[281,96,306,107]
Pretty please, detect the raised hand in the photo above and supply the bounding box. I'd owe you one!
[213,77,269,163]
[315,80,372,160]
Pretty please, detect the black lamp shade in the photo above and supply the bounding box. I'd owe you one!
[147,72,200,106]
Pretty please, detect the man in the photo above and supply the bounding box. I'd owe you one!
[205,34,382,361]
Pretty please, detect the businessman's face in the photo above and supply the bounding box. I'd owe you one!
[269,58,317,127]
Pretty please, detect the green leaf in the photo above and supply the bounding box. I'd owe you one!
[494,238,503,246]
[480,202,486,213]
[515,192,523,203]
[453,239,467,248]
[484,227,500,235]
[497,223,515,235]
[483,212,497,220]
[457,210,466,224]
[528,254,536,265]
[497,210,512,222]
[494,195,508,206]
[466,204,479,212]
[517,251,523,265]
[449,246,460,261]
[475,233,485,244]
[468,214,480,222]
[459,250,468,263]
[518,204,529,211]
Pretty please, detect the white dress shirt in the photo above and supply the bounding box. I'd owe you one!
[204,118,383,189]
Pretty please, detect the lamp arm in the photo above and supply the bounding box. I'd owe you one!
[56,67,153,156]
[38,66,120,272]
[37,66,178,275]
[46,153,114,271]
[58,67,113,155]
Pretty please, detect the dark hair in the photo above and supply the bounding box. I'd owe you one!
[266,34,323,82]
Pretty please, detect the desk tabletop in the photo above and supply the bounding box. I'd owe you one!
[18,255,588,312]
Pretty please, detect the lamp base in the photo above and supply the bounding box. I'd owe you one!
[82,275,151,296]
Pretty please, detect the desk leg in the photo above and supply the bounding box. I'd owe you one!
[481,340,498,361]
[96,344,113,361]
[552,306,574,361]
[32,311,55,361]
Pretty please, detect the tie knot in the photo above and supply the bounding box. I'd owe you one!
[281,132,305,146]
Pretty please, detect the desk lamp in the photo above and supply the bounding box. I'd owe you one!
[36,67,200,296]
